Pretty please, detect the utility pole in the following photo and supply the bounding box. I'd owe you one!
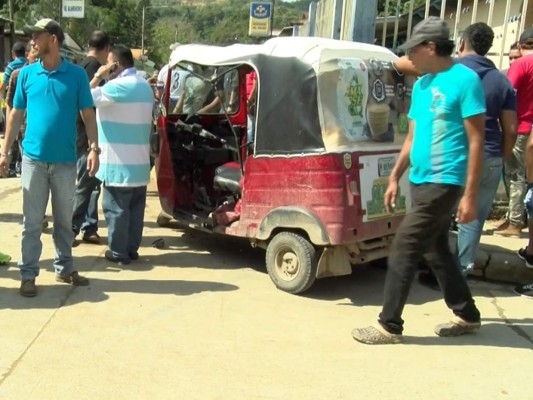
[141,6,146,61]
[8,0,14,20]
[58,0,62,25]
[271,0,275,37]
[8,0,15,50]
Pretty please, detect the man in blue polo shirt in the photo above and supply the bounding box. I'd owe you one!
[0,19,100,297]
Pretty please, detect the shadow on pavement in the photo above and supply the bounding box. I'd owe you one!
[304,265,442,306]
[482,230,529,240]
[403,318,533,349]
[480,241,525,253]
[304,264,517,306]
[0,244,262,279]
[141,229,265,273]
[0,277,239,310]
[1,223,522,310]
[0,212,23,224]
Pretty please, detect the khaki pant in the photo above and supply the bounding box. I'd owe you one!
[504,134,529,226]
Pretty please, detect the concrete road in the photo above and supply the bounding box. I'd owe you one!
[0,177,531,400]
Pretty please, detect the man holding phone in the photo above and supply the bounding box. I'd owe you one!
[89,45,154,265]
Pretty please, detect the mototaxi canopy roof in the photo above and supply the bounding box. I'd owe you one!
[169,37,411,156]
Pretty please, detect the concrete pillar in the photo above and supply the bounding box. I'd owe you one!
[349,0,379,44]
[308,1,318,37]
[332,0,344,39]
[293,25,300,37]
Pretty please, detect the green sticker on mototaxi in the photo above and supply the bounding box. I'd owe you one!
[398,113,409,134]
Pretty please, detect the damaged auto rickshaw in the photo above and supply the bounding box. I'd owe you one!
[154,37,415,294]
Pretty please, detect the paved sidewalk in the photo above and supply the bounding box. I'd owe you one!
[0,176,531,399]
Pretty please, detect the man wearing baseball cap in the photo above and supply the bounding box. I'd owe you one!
[23,18,66,43]
[351,17,485,344]
[0,18,99,297]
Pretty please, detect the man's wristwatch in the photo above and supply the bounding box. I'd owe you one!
[94,72,102,79]
[88,146,101,155]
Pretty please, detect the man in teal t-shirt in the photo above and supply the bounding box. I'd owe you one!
[408,64,486,186]
[352,17,486,345]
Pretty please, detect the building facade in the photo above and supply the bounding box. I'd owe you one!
[299,0,532,69]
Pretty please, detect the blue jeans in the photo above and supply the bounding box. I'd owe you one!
[103,185,147,259]
[457,157,503,275]
[19,156,77,280]
[72,151,100,236]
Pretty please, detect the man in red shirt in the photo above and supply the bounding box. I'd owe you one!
[496,28,533,237]
[509,42,521,65]
[515,30,533,294]
[246,71,257,148]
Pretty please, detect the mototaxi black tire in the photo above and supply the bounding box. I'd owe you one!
[265,231,318,294]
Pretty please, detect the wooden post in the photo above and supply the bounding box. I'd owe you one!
[332,0,343,39]
[471,0,479,24]
[519,0,530,38]
[406,0,415,40]
[440,0,447,19]
[453,0,463,42]
[8,0,14,49]
[393,0,402,49]
[498,0,513,69]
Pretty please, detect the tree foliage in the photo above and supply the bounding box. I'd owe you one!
[0,0,311,67]
[377,0,427,16]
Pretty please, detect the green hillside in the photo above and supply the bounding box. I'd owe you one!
[3,0,312,66]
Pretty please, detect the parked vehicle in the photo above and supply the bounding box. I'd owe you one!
[154,37,415,294]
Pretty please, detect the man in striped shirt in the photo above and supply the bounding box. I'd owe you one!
[0,42,27,100]
[89,45,154,265]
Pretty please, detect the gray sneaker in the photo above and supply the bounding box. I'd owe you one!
[434,316,481,337]
[351,325,403,345]
[20,279,37,297]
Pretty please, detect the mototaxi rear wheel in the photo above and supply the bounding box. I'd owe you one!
[265,231,318,294]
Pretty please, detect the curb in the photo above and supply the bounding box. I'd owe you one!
[449,234,533,285]
[472,246,533,285]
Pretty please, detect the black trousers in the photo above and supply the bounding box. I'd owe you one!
[379,183,481,334]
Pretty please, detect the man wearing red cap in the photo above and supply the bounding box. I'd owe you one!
[514,28,533,298]
[496,28,533,237]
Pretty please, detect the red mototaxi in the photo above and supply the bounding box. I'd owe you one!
[155,37,415,294]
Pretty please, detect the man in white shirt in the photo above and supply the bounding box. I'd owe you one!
[156,63,189,111]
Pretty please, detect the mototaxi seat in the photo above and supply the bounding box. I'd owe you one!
[213,161,242,194]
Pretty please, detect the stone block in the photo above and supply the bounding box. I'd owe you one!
[466,249,489,278]
[473,249,489,270]
[485,252,533,284]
